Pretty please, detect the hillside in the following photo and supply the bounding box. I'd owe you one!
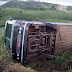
[67,6,72,10]
[0,1,58,10]
[0,1,72,27]
[1,1,72,11]
[0,7,72,27]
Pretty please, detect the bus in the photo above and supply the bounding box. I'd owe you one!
[4,18,72,65]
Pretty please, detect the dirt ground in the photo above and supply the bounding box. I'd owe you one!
[0,55,72,72]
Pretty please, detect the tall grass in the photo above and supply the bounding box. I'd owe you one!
[0,27,12,63]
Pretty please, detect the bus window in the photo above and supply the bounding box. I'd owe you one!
[5,23,13,48]
[6,23,12,39]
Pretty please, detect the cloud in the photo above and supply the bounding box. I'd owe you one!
[41,0,72,6]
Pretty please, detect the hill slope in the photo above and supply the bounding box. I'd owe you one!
[0,8,72,27]
[0,1,72,27]
[67,6,72,10]
[0,1,58,10]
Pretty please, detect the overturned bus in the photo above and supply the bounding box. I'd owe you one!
[4,18,72,65]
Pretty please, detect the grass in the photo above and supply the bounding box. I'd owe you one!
[0,27,11,62]
[52,51,72,64]
[0,8,72,27]
[0,27,12,72]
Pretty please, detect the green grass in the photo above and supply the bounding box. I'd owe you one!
[52,51,72,65]
[0,8,72,27]
[0,27,12,62]
[0,27,4,46]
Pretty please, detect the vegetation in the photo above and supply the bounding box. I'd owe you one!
[0,1,72,72]
[0,27,11,72]
[0,7,72,27]
[0,1,72,27]
[52,51,72,64]
[0,27,12,62]
[67,6,72,10]
[0,1,57,10]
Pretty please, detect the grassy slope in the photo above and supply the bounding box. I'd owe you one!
[67,6,72,10]
[0,28,37,72]
[0,8,72,27]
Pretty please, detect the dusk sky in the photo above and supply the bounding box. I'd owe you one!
[0,0,72,6]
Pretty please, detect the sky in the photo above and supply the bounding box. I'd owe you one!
[23,0,72,6]
[0,0,72,6]
[40,0,72,6]
[0,1,8,6]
